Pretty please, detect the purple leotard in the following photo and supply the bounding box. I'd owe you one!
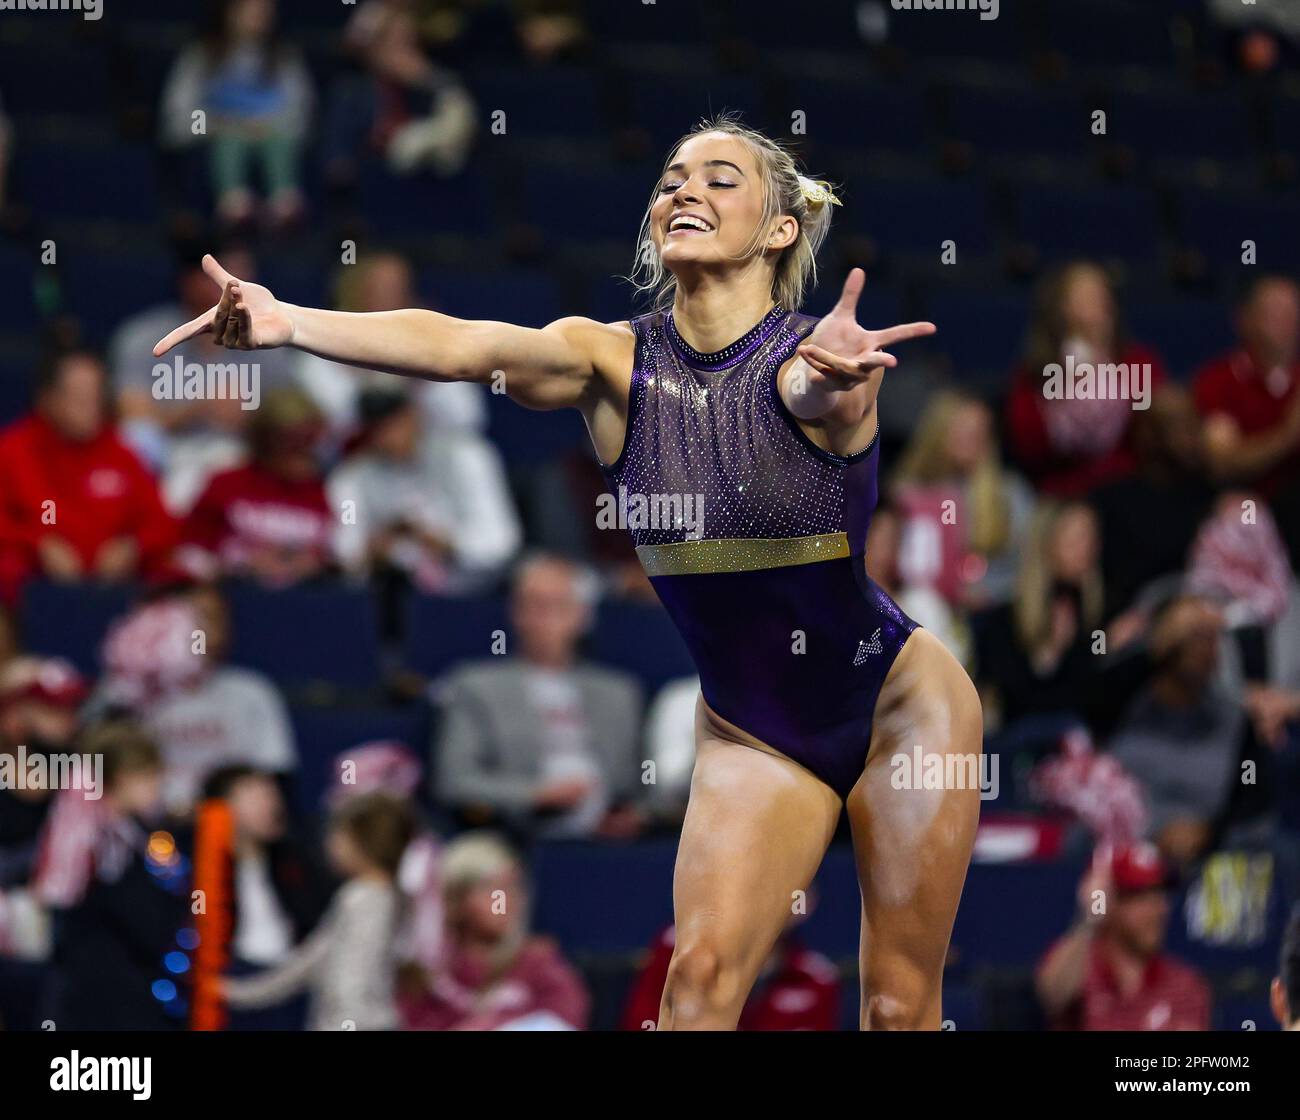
[600,303,919,799]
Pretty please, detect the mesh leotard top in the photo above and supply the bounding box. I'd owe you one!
[600,304,917,798]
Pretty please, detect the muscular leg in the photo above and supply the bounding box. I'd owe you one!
[656,698,842,1031]
[847,629,983,1030]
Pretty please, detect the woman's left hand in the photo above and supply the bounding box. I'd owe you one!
[796,267,935,392]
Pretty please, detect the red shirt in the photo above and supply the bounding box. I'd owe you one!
[180,463,334,583]
[620,926,841,1031]
[1043,937,1211,1031]
[0,414,176,603]
[1005,343,1167,498]
[1193,348,1300,498]
[400,937,591,1031]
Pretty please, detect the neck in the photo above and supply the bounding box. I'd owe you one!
[669,268,778,354]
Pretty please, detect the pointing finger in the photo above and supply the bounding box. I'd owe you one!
[153,308,215,357]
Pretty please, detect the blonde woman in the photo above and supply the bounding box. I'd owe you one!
[155,114,982,1031]
[891,389,1034,610]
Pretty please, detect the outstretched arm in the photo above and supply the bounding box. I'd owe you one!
[779,267,935,455]
[153,255,618,412]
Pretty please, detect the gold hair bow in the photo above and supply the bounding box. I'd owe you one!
[798,176,842,208]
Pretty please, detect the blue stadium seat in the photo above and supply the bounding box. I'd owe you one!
[466,67,610,140]
[1107,89,1255,167]
[1040,0,1180,67]
[843,177,994,259]
[1014,183,1162,263]
[485,387,590,464]
[355,159,496,237]
[514,164,656,245]
[887,3,1028,61]
[625,74,770,148]
[944,85,1088,159]
[920,287,1029,376]
[773,79,933,157]
[20,580,138,676]
[401,593,510,680]
[0,246,36,332]
[224,583,383,689]
[60,253,175,343]
[20,142,159,223]
[287,702,431,818]
[1177,189,1300,272]
[589,599,695,700]
[1127,297,1235,380]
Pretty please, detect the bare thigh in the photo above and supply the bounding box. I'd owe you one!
[655,697,842,1031]
[847,629,983,1030]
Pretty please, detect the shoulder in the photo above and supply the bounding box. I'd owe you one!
[544,316,637,361]
[210,665,281,701]
[442,659,519,694]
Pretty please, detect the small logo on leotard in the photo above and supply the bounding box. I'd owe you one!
[853,628,883,665]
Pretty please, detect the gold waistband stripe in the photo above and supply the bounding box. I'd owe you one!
[636,532,850,577]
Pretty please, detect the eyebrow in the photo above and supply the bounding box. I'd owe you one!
[664,159,747,177]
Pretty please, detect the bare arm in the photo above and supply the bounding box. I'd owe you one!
[154,255,624,413]
[1202,404,1300,483]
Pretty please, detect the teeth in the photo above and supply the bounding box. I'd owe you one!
[671,215,712,232]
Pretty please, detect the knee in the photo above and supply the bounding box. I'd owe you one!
[662,939,743,1023]
[861,983,936,1031]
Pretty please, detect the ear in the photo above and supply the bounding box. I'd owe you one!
[765,214,799,253]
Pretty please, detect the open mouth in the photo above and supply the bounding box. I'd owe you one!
[667,214,715,236]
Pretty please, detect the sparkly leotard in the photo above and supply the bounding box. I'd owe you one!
[600,304,919,799]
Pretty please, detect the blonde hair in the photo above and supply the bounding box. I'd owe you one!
[442,832,528,972]
[1013,501,1103,655]
[893,390,1012,557]
[629,112,840,313]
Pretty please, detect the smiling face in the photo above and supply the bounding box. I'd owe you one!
[648,131,796,281]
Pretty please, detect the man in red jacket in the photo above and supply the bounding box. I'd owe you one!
[1192,274,1300,500]
[0,350,176,604]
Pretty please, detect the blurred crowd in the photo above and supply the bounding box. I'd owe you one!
[0,0,1298,1031]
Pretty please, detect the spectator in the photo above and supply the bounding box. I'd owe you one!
[1273,905,1300,1031]
[109,242,298,509]
[891,389,1035,610]
[0,349,177,605]
[45,722,189,1031]
[0,659,88,963]
[432,554,645,838]
[159,0,313,228]
[178,387,335,588]
[1193,275,1300,501]
[322,0,475,198]
[1106,596,1246,867]
[323,741,446,981]
[294,251,489,443]
[221,790,417,1030]
[329,386,520,595]
[866,500,972,668]
[1036,843,1211,1031]
[400,832,589,1030]
[621,920,839,1031]
[1091,386,1216,619]
[1005,262,1166,498]
[98,583,297,815]
[202,765,333,1030]
[973,501,1105,727]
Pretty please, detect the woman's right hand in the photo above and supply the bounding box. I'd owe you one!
[153,254,296,356]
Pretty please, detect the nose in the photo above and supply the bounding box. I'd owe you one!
[672,179,702,206]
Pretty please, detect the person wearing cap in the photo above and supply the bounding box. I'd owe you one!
[328,385,520,595]
[0,349,178,605]
[1035,843,1211,1031]
[178,386,336,588]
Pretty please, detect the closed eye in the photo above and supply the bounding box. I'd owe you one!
[658,179,738,193]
